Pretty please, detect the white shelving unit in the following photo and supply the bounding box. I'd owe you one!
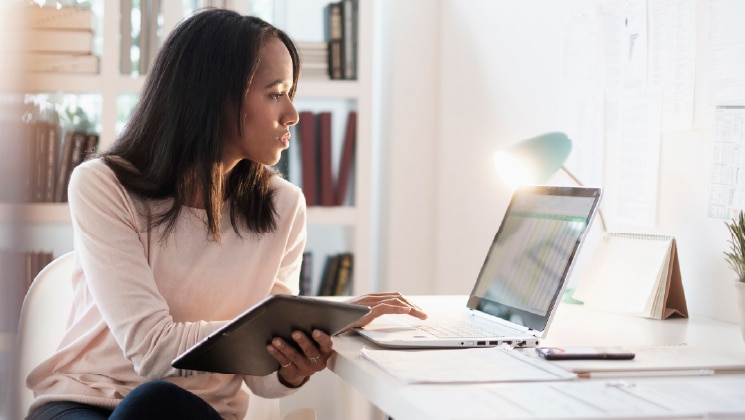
[5,1,381,419]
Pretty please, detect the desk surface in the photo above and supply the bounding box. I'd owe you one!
[327,295,745,420]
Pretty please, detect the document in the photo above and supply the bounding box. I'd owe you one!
[527,344,745,376]
[399,376,745,419]
[360,346,576,384]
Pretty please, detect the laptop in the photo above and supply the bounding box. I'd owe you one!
[355,185,602,349]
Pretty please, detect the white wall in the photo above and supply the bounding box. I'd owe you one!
[378,0,744,323]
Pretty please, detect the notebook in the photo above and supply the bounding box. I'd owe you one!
[355,185,602,349]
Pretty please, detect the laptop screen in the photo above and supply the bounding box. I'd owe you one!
[468,186,601,333]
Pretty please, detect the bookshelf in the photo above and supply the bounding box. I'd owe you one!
[4,0,380,419]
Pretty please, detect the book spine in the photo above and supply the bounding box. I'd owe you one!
[44,124,58,202]
[33,123,47,202]
[325,2,344,79]
[83,133,99,161]
[299,111,318,206]
[54,131,74,202]
[333,252,353,296]
[318,112,334,206]
[335,111,357,205]
[27,29,94,54]
[342,0,358,80]
[24,7,94,30]
[318,254,341,296]
[299,251,313,296]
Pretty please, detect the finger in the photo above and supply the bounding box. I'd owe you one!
[348,294,427,319]
[266,341,293,369]
[312,329,334,353]
[289,331,325,366]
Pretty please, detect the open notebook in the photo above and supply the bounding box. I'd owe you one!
[356,185,602,348]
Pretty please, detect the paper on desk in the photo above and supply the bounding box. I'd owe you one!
[527,344,745,375]
[360,345,576,384]
[400,376,745,419]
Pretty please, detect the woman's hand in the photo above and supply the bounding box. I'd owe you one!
[266,329,333,388]
[345,292,428,329]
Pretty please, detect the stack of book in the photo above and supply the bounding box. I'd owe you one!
[26,123,99,203]
[324,0,358,80]
[297,41,330,80]
[23,6,99,74]
[295,110,357,207]
[299,251,354,297]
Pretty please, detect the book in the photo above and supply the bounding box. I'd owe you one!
[325,2,344,79]
[318,254,341,296]
[299,111,318,206]
[54,131,74,202]
[317,111,334,206]
[335,111,356,205]
[43,123,58,202]
[55,131,89,202]
[24,53,100,74]
[341,0,358,80]
[333,252,354,296]
[31,123,48,202]
[27,29,94,54]
[299,251,313,296]
[573,233,688,320]
[23,6,94,30]
[83,133,99,161]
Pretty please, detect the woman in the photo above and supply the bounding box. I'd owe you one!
[26,8,425,420]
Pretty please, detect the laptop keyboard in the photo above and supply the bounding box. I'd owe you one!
[417,319,522,338]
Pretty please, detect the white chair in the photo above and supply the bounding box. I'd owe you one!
[16,250,76,416]
[16,251,315,420]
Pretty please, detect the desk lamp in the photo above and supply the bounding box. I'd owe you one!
[492,131,607,232]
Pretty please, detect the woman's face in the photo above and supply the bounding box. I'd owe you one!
[223,37,298,171]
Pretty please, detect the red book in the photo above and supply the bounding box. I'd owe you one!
[318,112,334,206]
[299,111,318,206]
[335,111,356,206]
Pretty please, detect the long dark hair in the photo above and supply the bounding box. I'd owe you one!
[102,9,300,242]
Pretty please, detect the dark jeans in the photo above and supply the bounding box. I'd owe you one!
[27,381,222,420]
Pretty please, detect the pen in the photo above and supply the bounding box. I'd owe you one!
[578,369,715,379]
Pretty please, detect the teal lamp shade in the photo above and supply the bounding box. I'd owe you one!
[493,132,572,188]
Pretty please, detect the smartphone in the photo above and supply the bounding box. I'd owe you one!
[536,346,636,361]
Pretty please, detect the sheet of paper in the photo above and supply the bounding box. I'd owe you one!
[360,346,576,384]
[399,377,745,419]
[525,344,745,375]
[707,105,745,220]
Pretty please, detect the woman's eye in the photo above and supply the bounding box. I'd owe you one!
[271,93,283,101]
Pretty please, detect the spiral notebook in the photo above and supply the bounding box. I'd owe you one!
[573,233,688,319]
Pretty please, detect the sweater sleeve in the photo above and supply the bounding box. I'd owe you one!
[68,160,224,379]
[268,177,307,296]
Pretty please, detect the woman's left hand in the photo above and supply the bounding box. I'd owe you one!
[345,292,428,329]
[266,329,333,387]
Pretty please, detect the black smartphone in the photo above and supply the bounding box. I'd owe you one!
[536,346,636,361]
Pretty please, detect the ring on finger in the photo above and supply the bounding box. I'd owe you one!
[281,361,291,368]
[308,356,319,364]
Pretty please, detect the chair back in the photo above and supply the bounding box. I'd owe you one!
[16,251,76,417]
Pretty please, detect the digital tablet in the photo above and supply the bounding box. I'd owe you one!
[172,294,369,376]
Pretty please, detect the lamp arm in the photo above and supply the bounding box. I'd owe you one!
[559,166,607,232]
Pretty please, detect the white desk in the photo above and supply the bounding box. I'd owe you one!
[327,295,745,419]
